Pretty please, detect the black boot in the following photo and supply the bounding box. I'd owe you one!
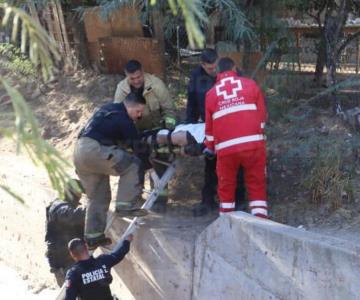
[192,201,218,217]
[235,200,248,212]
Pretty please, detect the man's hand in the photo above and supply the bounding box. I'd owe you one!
[203,147,215,160]
[126,234,134,242]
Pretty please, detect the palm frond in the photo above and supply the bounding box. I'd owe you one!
[95,0,207,47]
[0,184,25,204]
[204,0,256,43]
[0,77,73,200]
[0,3,61,81]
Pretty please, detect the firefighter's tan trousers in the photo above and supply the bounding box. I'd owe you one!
[74,137,142,240]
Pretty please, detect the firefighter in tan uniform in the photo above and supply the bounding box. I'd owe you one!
[114,60,176,212]
[114,60,176,130]
[74,93,147,250]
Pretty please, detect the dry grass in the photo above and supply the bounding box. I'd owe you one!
[305,150,353,210]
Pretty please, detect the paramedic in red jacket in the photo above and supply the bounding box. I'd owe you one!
[204,57,268,218]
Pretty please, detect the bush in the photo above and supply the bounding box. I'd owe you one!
[0,43,36,77]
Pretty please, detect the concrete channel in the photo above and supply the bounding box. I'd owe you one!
[106,212,360,300]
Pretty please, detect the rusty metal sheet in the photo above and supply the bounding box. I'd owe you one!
[100,37,165,79]
[83,7,112,43]
[219,51,243,68]
[219,51,267,83]
[83,6,143,43]
[87,42,101,64]
[110,6,143,37]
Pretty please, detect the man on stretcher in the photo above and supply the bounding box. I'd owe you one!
[142,123,210,158]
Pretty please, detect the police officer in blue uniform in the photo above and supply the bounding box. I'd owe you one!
[64,234,133,300]
[45,179,85,286]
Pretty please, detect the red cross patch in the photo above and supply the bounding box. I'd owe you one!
[216,77,242,100]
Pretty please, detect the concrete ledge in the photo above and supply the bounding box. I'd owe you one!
[106,211,216,300]
[193,212,360,300]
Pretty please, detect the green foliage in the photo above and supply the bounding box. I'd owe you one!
[0,78,74,199]
[0,43,36,77]
[204,0,255,42]
[0,3,61,81]
[0,4,75,201]
[96,0,256,48]
[266,95,297,123]
[96,0,206,47]
[0,183,24,203]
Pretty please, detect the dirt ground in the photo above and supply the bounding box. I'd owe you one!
[1,66,360,295]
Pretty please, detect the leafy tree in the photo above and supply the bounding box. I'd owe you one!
[284,0,360,112]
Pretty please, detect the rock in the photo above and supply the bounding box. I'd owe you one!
[41,127,53,139]
[66,110,79,123]
[30,88,42,100]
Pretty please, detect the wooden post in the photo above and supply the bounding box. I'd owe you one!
[54,0,71,58]
[27,2,41,25]
[49,1,65,54]
[43,5,55,42]
[356,36,359,74]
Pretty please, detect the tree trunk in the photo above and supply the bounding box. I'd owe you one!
[242,37,252,73]
[325,15,341,113]
[314,34,326,86]
[259,1,266,52]
[324,0,349,114]
[242,0,255,74]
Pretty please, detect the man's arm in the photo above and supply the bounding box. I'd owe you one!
[64,270,78,300]
[154,77,176,129]
[118,118,142,150]
[100,236,132,268]
[254,84,267,124]
[114,81,127,103]
[204,92,215,152]
[186,72,200,123]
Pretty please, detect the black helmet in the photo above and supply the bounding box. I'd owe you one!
[64,179,84,204]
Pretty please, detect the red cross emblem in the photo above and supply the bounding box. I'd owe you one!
[216,77,242,100]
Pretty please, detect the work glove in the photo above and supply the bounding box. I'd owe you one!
[203,147,215,160]
[184,143,204,156]
[164,116,176,130]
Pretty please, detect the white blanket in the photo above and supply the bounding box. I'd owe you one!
[158,123,205,144]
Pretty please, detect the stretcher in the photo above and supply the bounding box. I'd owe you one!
[104,123,206,241]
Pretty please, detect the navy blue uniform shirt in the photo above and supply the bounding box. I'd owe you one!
[64,240,130,300]
[79,102,139,146]
[186,65,216,123]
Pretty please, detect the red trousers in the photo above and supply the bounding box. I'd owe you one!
[216,147,268,217]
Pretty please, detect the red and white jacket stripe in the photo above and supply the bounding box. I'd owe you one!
[205,71,267,157]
